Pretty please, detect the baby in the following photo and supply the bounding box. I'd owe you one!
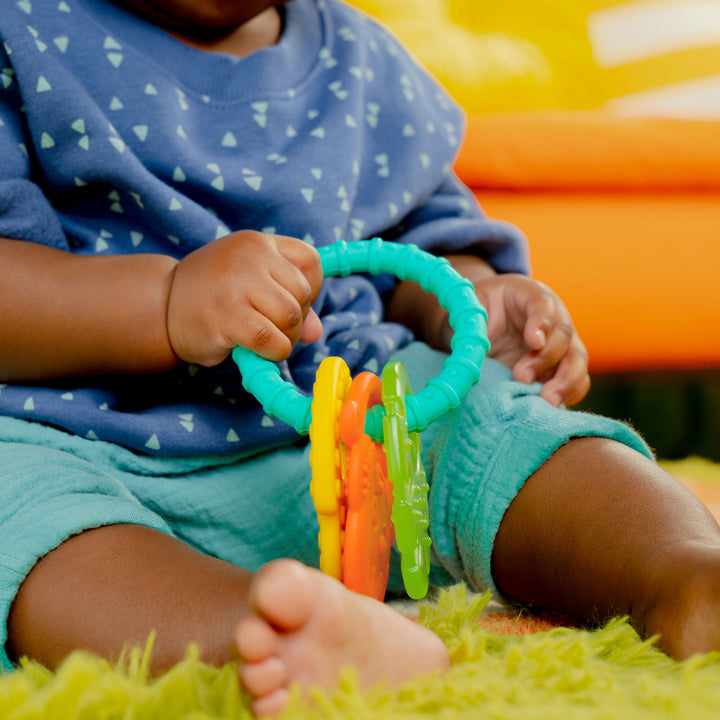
[2,1,720,717]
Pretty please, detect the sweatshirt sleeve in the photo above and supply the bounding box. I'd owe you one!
[0,51,69,250]
[369,171,530,298]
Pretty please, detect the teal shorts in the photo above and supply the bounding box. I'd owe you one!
[0,344,651,670]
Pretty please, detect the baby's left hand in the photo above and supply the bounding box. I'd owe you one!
[473,274,590,407]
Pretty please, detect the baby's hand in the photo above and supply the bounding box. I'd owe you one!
[474,274,590,407]
[166,231,323,366]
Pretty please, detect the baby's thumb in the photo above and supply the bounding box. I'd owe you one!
[299,308,322,344]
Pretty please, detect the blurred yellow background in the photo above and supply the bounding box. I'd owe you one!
[348,0,720,117]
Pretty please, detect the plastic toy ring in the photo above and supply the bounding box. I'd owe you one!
[308,356,352,580]
[232,238,489,442]
[340,372,395,601]
[381,360,431,600]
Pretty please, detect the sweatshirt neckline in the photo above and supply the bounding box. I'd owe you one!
[71,0,324,102]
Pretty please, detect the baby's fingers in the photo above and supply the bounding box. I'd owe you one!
[513,306,590,406]
[275,236,323,303]
[538,337,591,407]
[299,308,322,344]
[240,285,310,361]
[273,237,323,346]
[510,291,569,384]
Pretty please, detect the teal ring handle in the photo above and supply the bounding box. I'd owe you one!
[232,238,489,441]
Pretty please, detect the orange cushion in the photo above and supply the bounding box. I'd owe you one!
[474,190,720,373]
[456,111,720,191]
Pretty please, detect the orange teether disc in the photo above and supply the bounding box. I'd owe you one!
[340,372,394,601]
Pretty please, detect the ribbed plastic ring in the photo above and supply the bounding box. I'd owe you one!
[232,238,489,441]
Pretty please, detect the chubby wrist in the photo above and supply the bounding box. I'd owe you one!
[139,254,181,372]
[386,253,498,351]
[84,251,181,375]
[445,254,497,286]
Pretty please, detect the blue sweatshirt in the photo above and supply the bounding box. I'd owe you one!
[0,0,528,456]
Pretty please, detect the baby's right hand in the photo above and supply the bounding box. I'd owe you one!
[166,231,323,366]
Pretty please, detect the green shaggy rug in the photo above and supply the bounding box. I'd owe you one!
[3,586,720,720]
[4,458,720,719]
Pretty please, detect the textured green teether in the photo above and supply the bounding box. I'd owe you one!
[381,360,431,599]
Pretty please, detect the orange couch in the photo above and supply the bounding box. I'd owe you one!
[345,0,720,457]
[345,0,720,376]
[455,112,720,374]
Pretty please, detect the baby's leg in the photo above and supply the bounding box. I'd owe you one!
[7,524,448,716]
[491,436,720,659]
[236,558,449,716]
[410,350,720,658]
[6,523,254,671]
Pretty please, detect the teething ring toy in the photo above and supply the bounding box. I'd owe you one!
[308,357,352,580]
[382,361,431,600]
[340,372,394,601]
[233,238,490,599]
[232,238,490,442]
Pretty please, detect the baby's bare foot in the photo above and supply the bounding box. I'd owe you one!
[235,558,449,716]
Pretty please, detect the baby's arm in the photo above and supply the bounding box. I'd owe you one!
[0,231,322,382]
[386,253,590,407]
[0,236,178,381]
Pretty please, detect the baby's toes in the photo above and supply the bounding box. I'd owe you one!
[250,558,318,631]
[239,656,288,698]
[235,614,277,663]
[252,687,292,718]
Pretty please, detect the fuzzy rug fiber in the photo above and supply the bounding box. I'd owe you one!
[3,457,720,719]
